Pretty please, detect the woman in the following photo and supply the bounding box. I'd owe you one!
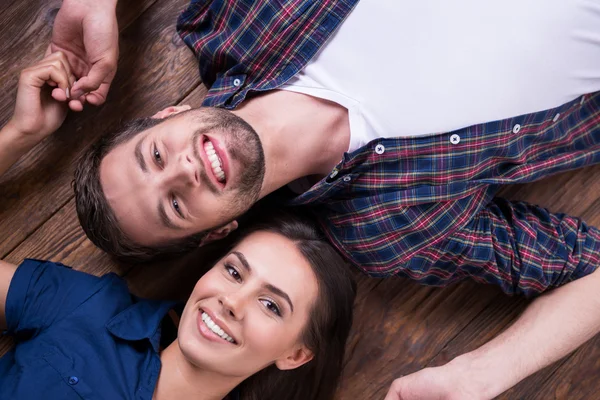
[0,53,356,399]
[0,212,356,400]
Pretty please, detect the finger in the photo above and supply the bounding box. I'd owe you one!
[22,63,70,92]
[52,87,69,102]
[43,51,76,88]
[85,82,112,106]
[68,99,85,112]
[70,60,115,101]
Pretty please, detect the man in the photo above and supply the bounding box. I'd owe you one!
[50,0,600,398]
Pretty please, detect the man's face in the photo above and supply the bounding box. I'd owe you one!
[99,109,265,245]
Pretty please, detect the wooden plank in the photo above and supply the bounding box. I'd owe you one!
[0,0,200,258]
[335,280,501,399]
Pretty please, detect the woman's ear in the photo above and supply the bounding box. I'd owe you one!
[200,221,239,246]
[274,346,314,371]
[151,104,192,119]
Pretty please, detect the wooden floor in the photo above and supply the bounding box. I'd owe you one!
[2,1,600,399]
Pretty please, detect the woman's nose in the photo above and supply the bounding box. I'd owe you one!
[219,293,245,321]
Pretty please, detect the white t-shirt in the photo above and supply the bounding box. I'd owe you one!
[281,0,600,152]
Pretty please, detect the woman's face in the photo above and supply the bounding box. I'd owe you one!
[177,230,319,377]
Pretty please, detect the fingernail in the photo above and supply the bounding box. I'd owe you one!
[66,87,70,99]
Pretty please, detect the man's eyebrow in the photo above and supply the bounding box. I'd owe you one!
[135,137,148,173]
[231,251,295,313]
[157,201,183,230]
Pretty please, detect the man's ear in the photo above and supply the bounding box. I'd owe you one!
[151,105,192,119]
[275,346,314,371]
[201,220,239,245]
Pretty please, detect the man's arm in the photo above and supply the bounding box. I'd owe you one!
[0,260,18,331]
[385,266,600,400]
[402,197,600,296]
[383,197,600,399]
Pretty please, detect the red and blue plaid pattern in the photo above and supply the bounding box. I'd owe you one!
[177,0,600,296]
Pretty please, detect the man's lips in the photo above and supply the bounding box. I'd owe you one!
[199,135,229,189]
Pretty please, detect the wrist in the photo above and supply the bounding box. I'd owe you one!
[3,120,40,150]
[448,353,499,400]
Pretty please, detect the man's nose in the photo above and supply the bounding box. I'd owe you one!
[165,153,199,187]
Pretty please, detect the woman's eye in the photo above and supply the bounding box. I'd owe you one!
[260,299,281,317]
[153,145,163,165]
[225,264,242,282]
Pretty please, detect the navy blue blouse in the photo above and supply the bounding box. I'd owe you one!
[0,259,238,400]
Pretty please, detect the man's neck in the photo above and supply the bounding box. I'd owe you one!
[232,90,350,198]
[154,341,242,400]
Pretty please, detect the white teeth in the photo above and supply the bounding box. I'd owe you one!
[201,312,235,343]
[203,141,226,183]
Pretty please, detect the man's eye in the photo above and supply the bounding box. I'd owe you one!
[153,145,163,165]
[172,197,182,216]
[225,264,242,282]
[260,299,281,317]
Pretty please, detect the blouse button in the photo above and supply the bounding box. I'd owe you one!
[68,376,79,385]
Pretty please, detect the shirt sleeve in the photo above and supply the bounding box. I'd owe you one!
[5,259,107,339]
[404,198,600,296]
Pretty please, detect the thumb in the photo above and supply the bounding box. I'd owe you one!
[70,60,115,102]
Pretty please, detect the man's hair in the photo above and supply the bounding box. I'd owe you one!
[74,109,257,262]
[227,210,357,400]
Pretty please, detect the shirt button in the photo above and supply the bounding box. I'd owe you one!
[512,124,521,134]
[329,169,338,179]
[343,176,351,182]
[449,134,460,145]
[580,95,586,105]
[233,78,241,87]
[68,376,79,385]
[375,144,385,154]
[553,113,560,122]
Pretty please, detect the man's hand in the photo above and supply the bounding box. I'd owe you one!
[384,361,482,400]
[49,0,119,111]
[9,52,74,142]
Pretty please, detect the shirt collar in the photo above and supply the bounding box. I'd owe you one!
[106,299,178,352]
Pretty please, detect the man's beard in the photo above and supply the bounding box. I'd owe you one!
[225,125,266,211]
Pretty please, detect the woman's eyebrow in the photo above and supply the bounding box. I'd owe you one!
[231,251,294,313]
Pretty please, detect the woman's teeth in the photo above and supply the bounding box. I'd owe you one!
[204,141,226,182]
[202,312,235,343]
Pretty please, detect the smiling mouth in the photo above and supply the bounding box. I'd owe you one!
[201,311,237,344]
[203,140,226,183]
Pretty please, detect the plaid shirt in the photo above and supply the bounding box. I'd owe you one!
[177,0,600,296]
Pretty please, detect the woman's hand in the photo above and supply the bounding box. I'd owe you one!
[48,0,119,111]
[8,51,74,143]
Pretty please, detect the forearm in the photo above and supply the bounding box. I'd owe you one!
[453,267,600,399]
[0,122,39,177]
